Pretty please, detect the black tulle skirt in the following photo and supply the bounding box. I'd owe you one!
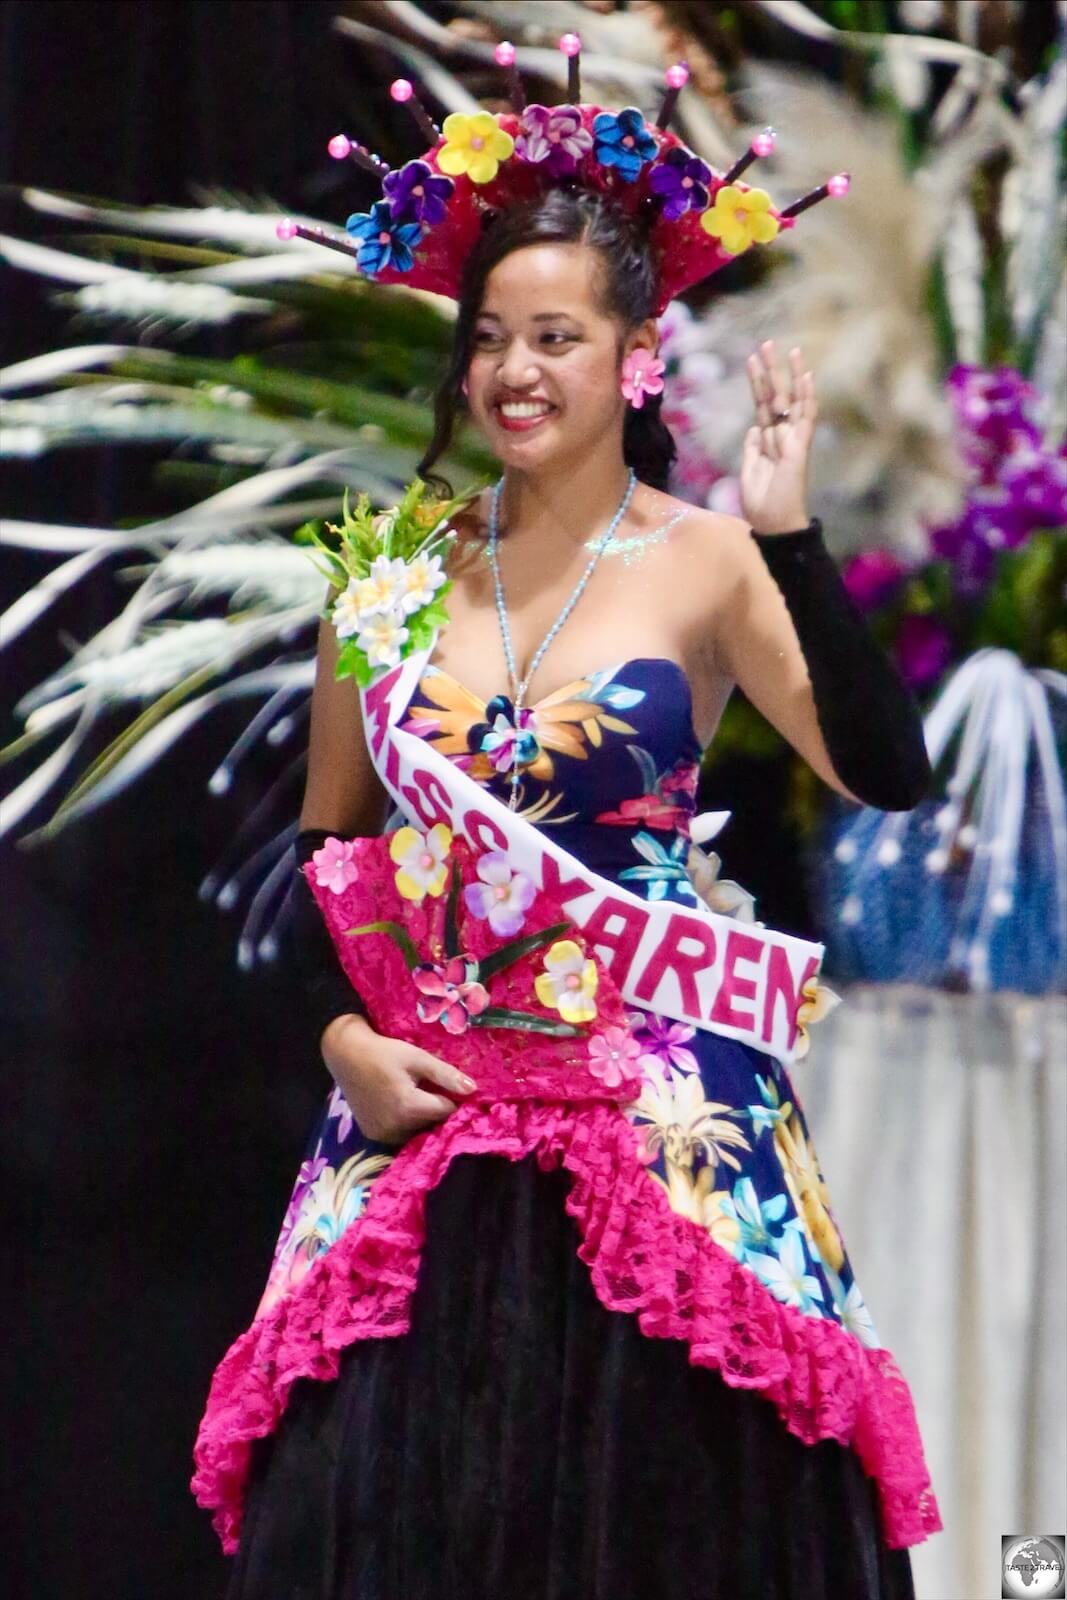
[226,1153,915,1600]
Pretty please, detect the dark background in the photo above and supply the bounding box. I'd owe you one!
[2,4,820,1595]
[3,6,350,1596]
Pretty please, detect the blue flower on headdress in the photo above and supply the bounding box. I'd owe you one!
[648,146,712,220]
[592,108,658,183]
[345,200,423,276]
[382,160,454,228]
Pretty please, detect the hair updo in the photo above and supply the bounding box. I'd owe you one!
[417,188,678,494]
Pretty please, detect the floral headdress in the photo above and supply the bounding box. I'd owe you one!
[277,33,850,315]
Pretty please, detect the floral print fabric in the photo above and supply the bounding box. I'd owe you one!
[196,655,941,1557]
[262,660,876,1347]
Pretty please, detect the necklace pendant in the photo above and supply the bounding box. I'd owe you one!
[477,694,541,777]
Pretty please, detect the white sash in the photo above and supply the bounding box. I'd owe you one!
[361,645,824,1063]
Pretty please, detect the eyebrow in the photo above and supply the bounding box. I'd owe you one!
[477,311,583,323]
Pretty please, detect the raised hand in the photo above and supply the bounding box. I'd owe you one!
[740,340,817,535]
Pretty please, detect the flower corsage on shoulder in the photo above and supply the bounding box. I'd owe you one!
[306,478,478,686]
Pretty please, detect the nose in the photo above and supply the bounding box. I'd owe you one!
[496,338,541,391]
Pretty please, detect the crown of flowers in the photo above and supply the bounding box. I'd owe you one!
[277,33,850,315]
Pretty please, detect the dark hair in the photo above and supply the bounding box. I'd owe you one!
[417,187,677,495]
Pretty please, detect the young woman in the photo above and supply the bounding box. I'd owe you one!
[200,183,939,1599]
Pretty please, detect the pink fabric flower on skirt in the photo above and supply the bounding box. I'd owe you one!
[621,348,666,410]
[462,851,536,938]
[586,1025,644,1090]
[412,958,490,1034]
[312,836,359,894]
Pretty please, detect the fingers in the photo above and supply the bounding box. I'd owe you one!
[406,1048,477,1097]
[747,342,816,460]
[748,341,790,462]
[404,1084,460,1125]
[746,353,778,461]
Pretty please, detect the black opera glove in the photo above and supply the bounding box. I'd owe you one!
[749,520,932,812]
[289,828,369,1053]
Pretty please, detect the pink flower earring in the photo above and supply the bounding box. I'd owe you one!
[621,348,666,410]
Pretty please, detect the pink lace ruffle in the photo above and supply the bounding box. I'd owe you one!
[192,1099,941,1555]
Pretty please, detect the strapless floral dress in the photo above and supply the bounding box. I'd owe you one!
[199,659,939,1600]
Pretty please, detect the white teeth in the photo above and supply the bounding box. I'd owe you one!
[498,402,553,419]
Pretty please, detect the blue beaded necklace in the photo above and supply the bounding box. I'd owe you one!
[487,468,638,808]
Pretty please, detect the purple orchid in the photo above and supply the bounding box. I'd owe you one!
[648,146,712,220]
[514,104,592,176]
[946,364,1042,478]
[381,159,454,227]
[893,614,952,691]
[926,362,1066,596]
[932,487,1037,594]
[842,549,909,612]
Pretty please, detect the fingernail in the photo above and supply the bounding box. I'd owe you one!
[459,1074,477,1092]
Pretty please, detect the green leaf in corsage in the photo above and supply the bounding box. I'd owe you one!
[344,919,421,971]
[303,476,482,682]
[468,1007,581,1037]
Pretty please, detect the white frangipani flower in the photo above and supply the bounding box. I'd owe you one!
[332,579,365,641]
[399,551,447,614]
[357,608,409,669]
[356,554,408,619]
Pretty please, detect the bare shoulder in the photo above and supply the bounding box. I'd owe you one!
[676,504,751,547]
[657,499,754,582]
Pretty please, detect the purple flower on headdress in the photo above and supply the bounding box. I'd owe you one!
[514,104,593,176]
[345,200,423,276]
[648,146,712,220]
[381,159,454,228]
[893,614,952,691]
[592,108,658,183]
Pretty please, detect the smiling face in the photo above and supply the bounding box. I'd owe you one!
[465,241,656,473]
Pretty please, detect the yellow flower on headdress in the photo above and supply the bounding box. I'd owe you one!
[793,977,842,1061]
[534,938,598,1025]
[389,824,452,902]
[437,112,515,185]
[700,184,780,256]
